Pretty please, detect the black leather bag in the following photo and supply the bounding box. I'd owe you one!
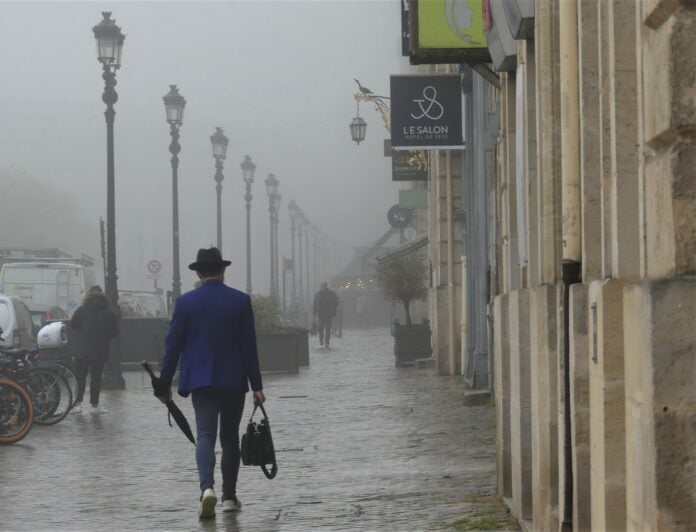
[240,402,278,479]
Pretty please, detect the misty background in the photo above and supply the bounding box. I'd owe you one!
[0,0,404,294]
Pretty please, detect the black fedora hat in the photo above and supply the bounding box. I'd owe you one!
[188,247,231,271]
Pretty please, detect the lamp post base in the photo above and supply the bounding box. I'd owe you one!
[101,360,126,390]
[101,336,126,390]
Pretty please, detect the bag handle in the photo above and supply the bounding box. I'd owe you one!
[248,400,269,422]
[261,463,278,479]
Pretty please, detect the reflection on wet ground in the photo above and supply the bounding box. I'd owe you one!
[0,329,505,531]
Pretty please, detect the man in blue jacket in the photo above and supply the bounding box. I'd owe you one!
[157,247,265,519]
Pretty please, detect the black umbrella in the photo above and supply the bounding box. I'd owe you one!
[142,361,196,445]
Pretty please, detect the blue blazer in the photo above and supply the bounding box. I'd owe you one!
[160,280,263,397]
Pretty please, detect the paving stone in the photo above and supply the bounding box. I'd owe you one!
[0,329,510,531]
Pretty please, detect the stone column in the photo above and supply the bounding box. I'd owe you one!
[588,279,627,531]
[530,284,559,529]
[494,294,512,499]
[509,289,532,520]
[624,279,696,530]
[569,284,591,531]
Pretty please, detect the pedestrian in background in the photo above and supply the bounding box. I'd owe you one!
[69,285,119,415]
[156,247,265,519]
[313,281,339,348]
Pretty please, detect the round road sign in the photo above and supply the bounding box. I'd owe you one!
[147,259,162,275]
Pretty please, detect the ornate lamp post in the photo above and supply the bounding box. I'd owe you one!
[264,173,280,300]
[312,222,319,288]
[240,155,256,294]
[93,12,125,390]
[297,209,306,308]
[162,85,186,300]
[304,216,311,306]
[273,193,281,303]
[288,200,299,304]
[93,11,125,307]
[210,127,229,251]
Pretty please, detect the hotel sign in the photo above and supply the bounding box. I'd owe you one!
[390,74,463,149]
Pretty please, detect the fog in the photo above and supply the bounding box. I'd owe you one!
[0,0,403,294]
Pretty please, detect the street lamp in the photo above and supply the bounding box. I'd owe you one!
[350,102,367,145]
[210,127,229,251]
[241,155,256,295]
[304,216,311,307]
[351,79,391,144]
[163,84,186,300]
[297,209,306,309]
[288,200,299,304]
[93,11,125,390]
[265,173,280,300]
[93,11,125,307]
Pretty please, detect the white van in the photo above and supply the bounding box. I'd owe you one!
[0,262,97,317]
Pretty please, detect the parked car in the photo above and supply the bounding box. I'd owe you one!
[27,304,69,335]
[0,295,36,348]
[119,290,167,318]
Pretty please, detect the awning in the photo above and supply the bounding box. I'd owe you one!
[376,234,428,264]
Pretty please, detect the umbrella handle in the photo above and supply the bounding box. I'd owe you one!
[142,360,156,379]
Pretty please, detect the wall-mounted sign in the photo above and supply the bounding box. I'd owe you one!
[409,0,491,65]
[484,0,517,72]
[393,150,429,181]
[506,0,534,39]
[390,74,464,149]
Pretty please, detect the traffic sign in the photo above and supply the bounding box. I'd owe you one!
[147,259,162,275]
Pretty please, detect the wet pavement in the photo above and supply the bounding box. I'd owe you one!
[0,329,514,531]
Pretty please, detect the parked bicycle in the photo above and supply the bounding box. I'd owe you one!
[0,348,73,426]
[0,377,34,444]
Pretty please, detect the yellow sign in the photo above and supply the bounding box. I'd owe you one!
[417,0,487,49]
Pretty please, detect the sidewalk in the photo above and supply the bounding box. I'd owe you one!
[0,328,516,531]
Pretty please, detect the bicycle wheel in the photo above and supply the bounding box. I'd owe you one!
[20,368,73,426]
[37,361,79,409]
[0,379,34,444]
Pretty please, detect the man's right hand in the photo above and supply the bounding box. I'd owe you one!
[254,390,266,404]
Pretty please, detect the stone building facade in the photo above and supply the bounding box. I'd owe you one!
[491,0,696,529]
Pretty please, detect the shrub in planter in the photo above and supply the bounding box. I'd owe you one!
[376,252,428,326]
[377,253,432,365]
[251,295,309,370]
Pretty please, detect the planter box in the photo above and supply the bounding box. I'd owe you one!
[119,318,170,364]
[392,322,433,367]
[257,329,309,373]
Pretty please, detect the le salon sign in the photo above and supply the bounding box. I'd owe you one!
[390,74,463,149]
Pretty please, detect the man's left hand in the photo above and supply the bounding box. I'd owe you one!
[157,389,172,404]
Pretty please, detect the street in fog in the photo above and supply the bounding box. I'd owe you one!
[0,330,511,532]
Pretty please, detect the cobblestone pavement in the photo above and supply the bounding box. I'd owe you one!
[0,329,515,532]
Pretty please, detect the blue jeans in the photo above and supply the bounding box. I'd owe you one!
[191,387,246,497]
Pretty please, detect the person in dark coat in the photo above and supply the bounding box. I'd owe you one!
[69,285,119,415]
[313,282,339,348]
[157,247,265,519]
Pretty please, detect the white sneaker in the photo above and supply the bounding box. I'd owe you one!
[221,496,241,513]
[199,488,217,519]
[69,403,83,415]
[91,405,109,415]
